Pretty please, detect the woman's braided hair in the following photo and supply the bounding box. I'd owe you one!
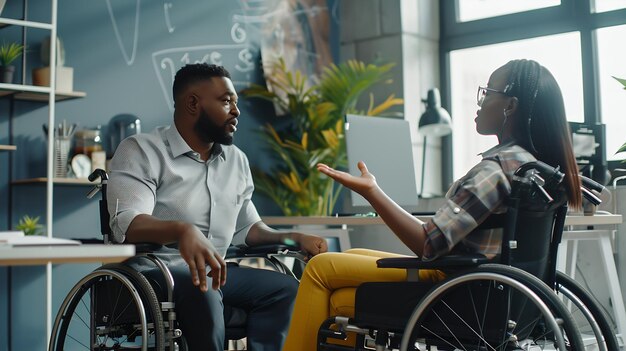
[503,59,582,209]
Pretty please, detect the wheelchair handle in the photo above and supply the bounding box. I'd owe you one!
[580,175,604,193]
[89,168,108,182]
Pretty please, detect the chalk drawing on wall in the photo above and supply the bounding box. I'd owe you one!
[163,2,175,33]
[152,44,255,111]
[106,0,141,66]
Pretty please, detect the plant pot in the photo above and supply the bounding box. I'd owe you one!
[0,65,15,84]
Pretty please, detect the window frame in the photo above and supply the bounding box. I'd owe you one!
[439,0,626,187]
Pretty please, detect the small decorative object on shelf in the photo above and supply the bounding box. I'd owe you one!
[33,36,74,91]
[15,215,44,236]
[0,42,25,84]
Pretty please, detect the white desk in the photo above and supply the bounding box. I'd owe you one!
[0,243,135,351]
[0,244,135,266]
[557,215,626,344]
[263,213,622,227]
[263,213,625,341]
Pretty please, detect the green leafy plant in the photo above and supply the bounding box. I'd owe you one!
[613,76,626,160]
[15,215,44,236]
[0,42,25,66]
[241,59,403,216]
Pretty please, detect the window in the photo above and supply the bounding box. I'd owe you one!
[596,24,626,161]
[442,1,626,186]
[456,0,560,22]
[592,0,626,13]
[450,32,583,179]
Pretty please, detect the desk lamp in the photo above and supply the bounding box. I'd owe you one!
[419,88,452,197]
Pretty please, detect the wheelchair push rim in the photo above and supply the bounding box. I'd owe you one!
[400,272,571,351]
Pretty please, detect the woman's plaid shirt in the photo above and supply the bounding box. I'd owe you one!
[421,142,537,261]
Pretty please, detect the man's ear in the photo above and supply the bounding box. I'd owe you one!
[505,96,519,116]
[184,93,200,115]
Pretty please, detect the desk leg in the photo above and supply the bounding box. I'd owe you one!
[568,240,579,279]
[556,240,572,276]
[598,233,626,344]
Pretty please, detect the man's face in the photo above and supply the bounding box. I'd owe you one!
[193,76,240,145]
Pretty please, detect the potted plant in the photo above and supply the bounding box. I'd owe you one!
[0,42,24,83]
[614,76,626,158]
[15,215,44,236]
[242,59,403,216]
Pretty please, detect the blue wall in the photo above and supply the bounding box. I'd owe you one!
[0,1,339,350]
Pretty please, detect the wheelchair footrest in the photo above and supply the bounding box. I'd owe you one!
[318,317,348,341]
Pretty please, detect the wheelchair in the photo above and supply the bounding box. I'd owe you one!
[48,169,303,351]
[317,161,619,351]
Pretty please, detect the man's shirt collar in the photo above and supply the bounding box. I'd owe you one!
[164,125,226,161]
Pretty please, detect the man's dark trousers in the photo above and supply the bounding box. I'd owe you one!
[145,260,298,351]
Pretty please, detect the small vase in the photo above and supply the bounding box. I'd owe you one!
[0,65,15,84]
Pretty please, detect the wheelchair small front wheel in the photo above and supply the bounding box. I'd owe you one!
[49,264,165,351]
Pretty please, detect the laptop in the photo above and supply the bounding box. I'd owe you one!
[344,114,420,212]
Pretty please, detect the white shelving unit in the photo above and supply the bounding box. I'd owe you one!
[0,2,86,348]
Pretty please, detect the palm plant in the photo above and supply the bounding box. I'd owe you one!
[242,59,403,216]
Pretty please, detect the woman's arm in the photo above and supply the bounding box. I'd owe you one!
[317,162,428,256]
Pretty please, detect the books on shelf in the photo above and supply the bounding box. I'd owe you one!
[0,231,80,247]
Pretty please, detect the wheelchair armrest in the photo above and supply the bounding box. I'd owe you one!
[226,244,301,259]
[376,254,489,270]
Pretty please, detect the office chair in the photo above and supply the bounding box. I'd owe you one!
[49,169,303,351]
[317,161,618,351]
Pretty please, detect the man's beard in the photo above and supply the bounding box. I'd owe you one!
[194,109,234,145]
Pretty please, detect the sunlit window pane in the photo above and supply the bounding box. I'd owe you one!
[449,32,583,179]
[596,24,626,161]
[457,0,560,22]
[592,0,626,13]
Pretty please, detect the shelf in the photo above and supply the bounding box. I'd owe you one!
[12,178,94,185]
[0,18,53,30]
[0,145,17,151]
[0,84,86,101]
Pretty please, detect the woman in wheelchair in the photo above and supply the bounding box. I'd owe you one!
[282,59,584,351]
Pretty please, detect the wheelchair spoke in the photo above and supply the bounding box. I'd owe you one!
[439,299,496,351]
[106,281,126,326]
[429,308,470,351]
[468,286,484,336]
[420,324,465,351]
[66,332,91,349]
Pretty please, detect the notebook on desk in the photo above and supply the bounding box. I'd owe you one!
[344,114,420,213]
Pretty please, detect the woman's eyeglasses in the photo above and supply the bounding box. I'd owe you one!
[477,86,510,107]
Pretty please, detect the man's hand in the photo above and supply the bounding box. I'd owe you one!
[296,233,329,260]
[177,224,226,292]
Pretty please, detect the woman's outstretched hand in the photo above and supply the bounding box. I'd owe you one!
[317,161,378,198]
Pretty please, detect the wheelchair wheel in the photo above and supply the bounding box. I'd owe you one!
[50,263,165,351]
[400,266,584,351]
[554,271,619,351]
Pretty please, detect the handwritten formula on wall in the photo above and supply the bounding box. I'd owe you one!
[106,0,335,112]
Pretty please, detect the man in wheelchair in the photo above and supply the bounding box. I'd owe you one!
[105,63,328,350]
[282,59,606,351]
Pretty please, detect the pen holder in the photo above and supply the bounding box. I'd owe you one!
[54,137,71,178]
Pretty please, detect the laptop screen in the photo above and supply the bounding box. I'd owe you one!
[344,114,419,209]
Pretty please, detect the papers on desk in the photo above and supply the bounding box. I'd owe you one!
[0,231,80,247]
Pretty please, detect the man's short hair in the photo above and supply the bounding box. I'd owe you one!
[172,63,232,102]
